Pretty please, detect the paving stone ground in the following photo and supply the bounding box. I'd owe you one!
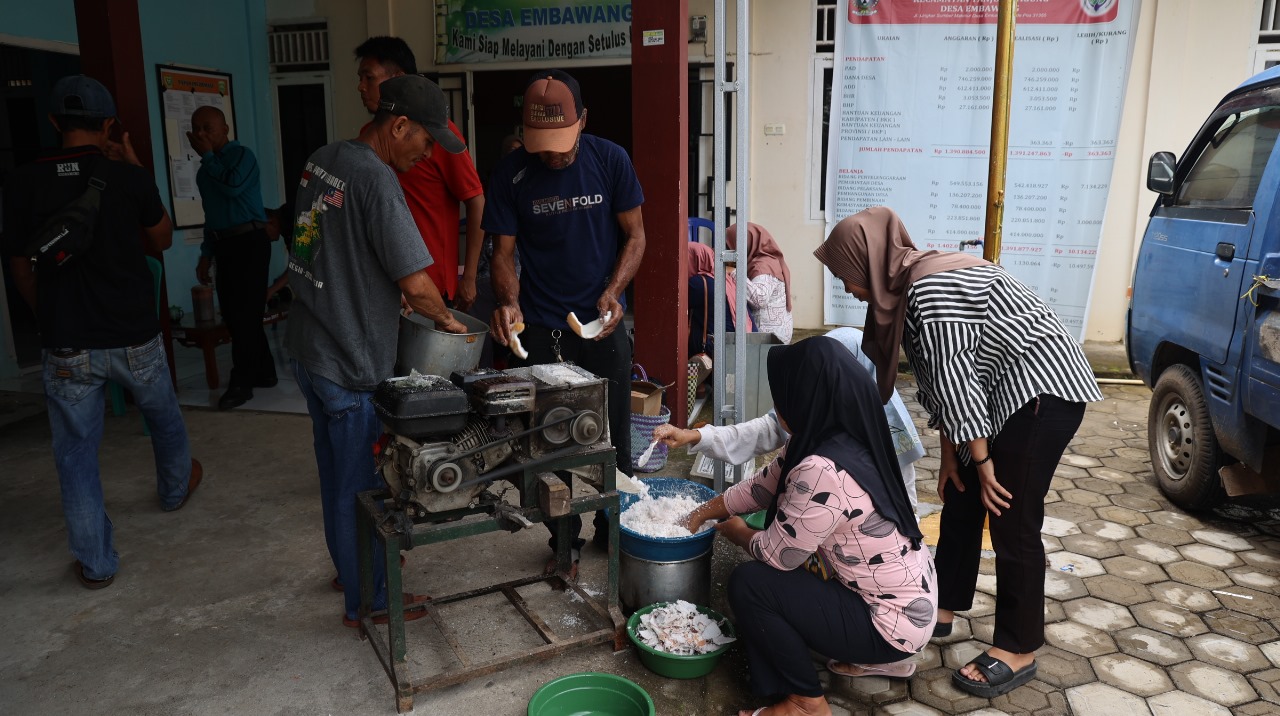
[806,381,1280,715]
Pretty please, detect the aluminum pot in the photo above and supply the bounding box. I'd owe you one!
[395,308,489,377]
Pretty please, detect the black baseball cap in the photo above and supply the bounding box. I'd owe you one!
[50,75,117,118]
[377,75,465,154]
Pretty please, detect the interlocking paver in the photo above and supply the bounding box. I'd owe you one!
[1249,668,1280,706]
[829,670,908,704]
[1190,529,1255,552]
[1041,515,1081,537]
[1135,523,1195,546]
[1079,519,1136,541]
[1060,534,1122,559]
[1062,454,1102,468]
[1090,653,1172,697]
[1178,543,1244,569]
[1262,641,1280,668]
[1044,488,1062,504]
[1033,644,1098,689]
[1131,601,1210,637]
[1148,581,1223,612]
[1100,556,1167,584]
[1144,691,1232,716]
[989,679,1069,715]
[1046,551,1105,578]
[908,669,987,714]
[1065,683,1152,716]
[1065,596,1137,631]
[1109,494,1163,512]
[1095,504,1152,527]
[940,641,986,670]
[1234,701,1280,715]
[1228,568,1280,592]
[1044,570,1089,600]
[1213,587,1280,620]
[1120,538,1182,565]
[1149,510,1206,530]
[1114,626,1193,666]
[1085,467,1135,483]
[1044,621,1118,657]
[1164,562,1232,591]
[1203,609,1280,645]
[1042,534,1063,554]
[1186,633,1270,673]
[1083,574,1151,606]
[878,702,945,715]
[1062,489,1112,508]
[1121,482,1164,499]
[1045,502,1100,524]
[1074,477,1126,495]
[1168,660,1258,707]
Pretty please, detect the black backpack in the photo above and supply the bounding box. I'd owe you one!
[24,161,108,270]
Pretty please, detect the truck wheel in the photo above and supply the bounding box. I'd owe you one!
[1148,364,1225,511]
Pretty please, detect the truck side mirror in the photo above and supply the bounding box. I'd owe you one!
[1147,152,1177,195]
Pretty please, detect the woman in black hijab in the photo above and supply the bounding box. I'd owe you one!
[685,337,936,716]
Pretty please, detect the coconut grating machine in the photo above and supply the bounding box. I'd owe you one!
[354,361,626,713]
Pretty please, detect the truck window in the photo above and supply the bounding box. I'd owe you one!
[1175,99,1280,210]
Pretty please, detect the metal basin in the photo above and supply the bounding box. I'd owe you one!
[395,308,489,377]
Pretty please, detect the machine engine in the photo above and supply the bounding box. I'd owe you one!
[372,364,610,515]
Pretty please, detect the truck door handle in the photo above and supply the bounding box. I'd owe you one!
[1216,242,1236,261]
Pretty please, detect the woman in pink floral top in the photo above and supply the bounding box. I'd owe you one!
[686,338,936,716]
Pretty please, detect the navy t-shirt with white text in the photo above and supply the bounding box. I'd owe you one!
[482,134,643,330]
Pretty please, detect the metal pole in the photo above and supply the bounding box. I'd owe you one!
[730,0,750,484]
[982,0,1017,264]
[711,0,729,492]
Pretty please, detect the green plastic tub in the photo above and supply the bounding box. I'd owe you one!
[527,672,654,716]
[626,603,736,679]
[743,510,767,530]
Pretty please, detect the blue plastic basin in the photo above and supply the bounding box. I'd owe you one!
[619,478,718,562]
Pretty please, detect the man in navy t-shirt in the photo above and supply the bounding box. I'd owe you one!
[483,69,646,577]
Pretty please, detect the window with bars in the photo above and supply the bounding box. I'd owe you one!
[810,0,837,221]
[268,22,330,73]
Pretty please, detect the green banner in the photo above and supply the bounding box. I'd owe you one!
[436,1,632,64]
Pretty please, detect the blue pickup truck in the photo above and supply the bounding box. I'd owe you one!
[1128,66,1280,510]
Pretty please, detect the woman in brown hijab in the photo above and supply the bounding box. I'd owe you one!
[727,222,793,343]
[815,206,1101,698]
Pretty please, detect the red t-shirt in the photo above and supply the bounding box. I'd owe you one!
[365,119,483,298]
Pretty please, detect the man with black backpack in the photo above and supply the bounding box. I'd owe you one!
[1,75,202,590]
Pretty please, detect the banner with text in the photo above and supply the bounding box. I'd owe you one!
[823,0,1141,338]
[436,1,632,64]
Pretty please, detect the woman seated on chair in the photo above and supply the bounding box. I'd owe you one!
[727,222,793,344]
[683,337,936,716]
[688,241,751,358]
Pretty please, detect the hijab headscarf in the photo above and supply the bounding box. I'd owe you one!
[688,242,752,331]
[727,222,792,311]
[764,336,922,545]
[813,206,988,404]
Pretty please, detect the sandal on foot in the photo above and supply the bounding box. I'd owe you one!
[74,561,114,590]
[952,652,1037,698]
[827,658,916,679]
[932,621,953,638]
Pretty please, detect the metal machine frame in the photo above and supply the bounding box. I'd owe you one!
[355,445,623,713]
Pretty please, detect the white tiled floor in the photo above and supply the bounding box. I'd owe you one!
[0,320,309,415]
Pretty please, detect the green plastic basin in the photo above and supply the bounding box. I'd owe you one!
[742,511,766,530]
[527,672,654,716]
[626,603,736,679]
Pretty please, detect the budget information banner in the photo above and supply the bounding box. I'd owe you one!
[823,0,1141,337]
[436,1,632,64]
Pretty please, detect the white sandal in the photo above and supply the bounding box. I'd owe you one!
[826,658,917,679]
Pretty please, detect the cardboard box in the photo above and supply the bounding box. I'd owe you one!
[630,380,665,416]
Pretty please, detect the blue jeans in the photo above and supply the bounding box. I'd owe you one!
[44,333,193,580]
[292,361,389,619]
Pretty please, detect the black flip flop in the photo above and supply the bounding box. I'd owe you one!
[952,652,1037,698]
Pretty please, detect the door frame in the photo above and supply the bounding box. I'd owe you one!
[268,71,334,202]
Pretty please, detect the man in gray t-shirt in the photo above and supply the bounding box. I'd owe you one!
[285,75,466,628]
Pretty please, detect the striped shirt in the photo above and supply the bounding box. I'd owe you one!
[903,265,1102,458]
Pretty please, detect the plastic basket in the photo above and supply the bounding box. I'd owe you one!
[630,406,671,473]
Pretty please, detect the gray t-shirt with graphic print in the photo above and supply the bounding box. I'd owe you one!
[285,140,431,391]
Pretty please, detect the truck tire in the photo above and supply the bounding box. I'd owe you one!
[1148,364,1225,511]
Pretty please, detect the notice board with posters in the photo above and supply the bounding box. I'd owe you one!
[435,0,632,64]
[821,0,1140,338]
[155,65,236,229]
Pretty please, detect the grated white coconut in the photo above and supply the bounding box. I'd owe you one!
[635,600,735,655]
[620,495,713,538]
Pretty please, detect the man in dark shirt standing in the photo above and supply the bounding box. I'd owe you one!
[1,75,201,590]
[190,105,276,410]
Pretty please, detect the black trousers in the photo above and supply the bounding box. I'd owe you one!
[213,229,276,389]
[511,322,633,552]
[935,394,1086,653]
[728,561,912,698]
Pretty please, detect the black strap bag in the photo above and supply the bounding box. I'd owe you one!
[24,162,108,270]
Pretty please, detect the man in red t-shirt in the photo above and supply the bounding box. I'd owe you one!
[354,36,485,307]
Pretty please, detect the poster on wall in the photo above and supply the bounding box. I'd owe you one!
[822,0,1141,338]
[435,1,632,64]
[156,65,236,229]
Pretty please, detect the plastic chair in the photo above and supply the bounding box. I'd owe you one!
[688,217,714,243]
[109,256,164,435]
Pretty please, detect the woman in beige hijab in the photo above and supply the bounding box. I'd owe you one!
[815,206,1101,699]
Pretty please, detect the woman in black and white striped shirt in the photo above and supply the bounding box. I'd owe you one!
[815,206,1101,699]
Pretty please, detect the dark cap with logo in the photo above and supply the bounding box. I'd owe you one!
[522,69,584,153]
[377,75,465,154]
[51,75,118,119]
